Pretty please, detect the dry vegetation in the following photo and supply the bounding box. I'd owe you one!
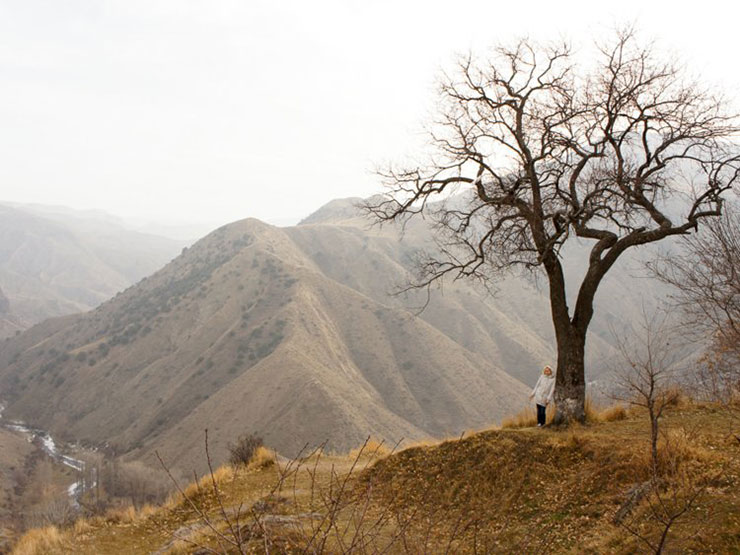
[10,401,740,554]
[501,397,627,429]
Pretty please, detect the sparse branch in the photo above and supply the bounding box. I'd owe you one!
[365,28,740,423]
[612,309,681,475]
[650,203,740,402]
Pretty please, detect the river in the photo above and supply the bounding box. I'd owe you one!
[0,402,90,503]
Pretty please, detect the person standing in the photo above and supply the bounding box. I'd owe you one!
[530,366,555,427]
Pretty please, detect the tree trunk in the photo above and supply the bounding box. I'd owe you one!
[552,328,586,424]
[542,253,587,425]
[649,405,659,476]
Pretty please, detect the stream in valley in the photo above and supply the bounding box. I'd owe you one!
[0,402,91,504]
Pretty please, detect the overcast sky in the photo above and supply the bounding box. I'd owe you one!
[1,0,738,231]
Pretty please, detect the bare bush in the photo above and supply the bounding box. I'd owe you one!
[24,497,77,530]
[91,457,171,511]
[618,434,705,555]
[611,311,710,553]
[227,434,264,467]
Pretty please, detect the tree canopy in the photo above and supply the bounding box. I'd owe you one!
[367,29,740,422]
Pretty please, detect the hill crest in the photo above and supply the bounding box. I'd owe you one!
[0,215,530,473]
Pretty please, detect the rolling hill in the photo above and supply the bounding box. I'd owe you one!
[0,213,532,474]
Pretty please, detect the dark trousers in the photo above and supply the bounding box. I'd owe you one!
[536,404,546,426]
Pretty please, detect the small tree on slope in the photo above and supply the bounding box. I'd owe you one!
[367,29,740,423]
[650,204,740,400]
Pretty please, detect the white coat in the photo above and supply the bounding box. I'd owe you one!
[530,373,556,406]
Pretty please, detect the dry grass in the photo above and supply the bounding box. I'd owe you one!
[249,446,277,469]
[137,504,158,519]
[182,464,233,499]
[501,404,555,428]
[104,505,138,524]
[12,404,740,554]
[12,525,65,555]
[398,437,443,451]
[163,490,184,510]
[347,438,392,460]
[365,404,739,552]
[584,396,600,421]
[501,398,628,428]
[564,424,589,449]
[72,518,93,535]
[662,428,715,463]
[584,398,629,423]
[664,386,694,409]
[98,502,158,527]
[166,528,212,555]
[597,403,628,422]
[618,427,718,481]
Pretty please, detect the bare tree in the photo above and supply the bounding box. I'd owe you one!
[366,28,740,422]
[612,310,680,474]
[620,468,703,555]
[610,311,708,554]
[650,203,740,399]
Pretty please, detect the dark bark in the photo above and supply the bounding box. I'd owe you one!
[552,327,587,423]
[542,253,587,423]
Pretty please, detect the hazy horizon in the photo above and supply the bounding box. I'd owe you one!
[0,197,309,241]
[2,0,738,229]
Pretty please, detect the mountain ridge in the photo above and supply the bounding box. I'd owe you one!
[0,196,688,474]
[0,204,187,337]
[0,215,530,473]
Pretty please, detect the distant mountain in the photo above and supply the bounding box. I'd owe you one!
[0,286,23,338]
[0,203,187,336]
[298,197,366,225]
[292,198,675,382]
[4,202,220,242]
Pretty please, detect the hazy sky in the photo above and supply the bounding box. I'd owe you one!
[1,0,738,229]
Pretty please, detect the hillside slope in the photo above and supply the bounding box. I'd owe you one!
[12,403,739,554]
[0,286,23,338]
[0,217,529,474]
[292,197,675,385]
[0,428,34,529]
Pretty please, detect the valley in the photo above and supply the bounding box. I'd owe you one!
[0,197,697,548]
[0,403,99,550]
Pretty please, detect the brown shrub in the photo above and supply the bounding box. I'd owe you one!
[12,526,65,555]
[249,446,277,469]
[347,438,391,461]
[227,433,264,467]
[182,464,233,499]
[598,404,628,422]
[624,428,716,479]
[584,396,601,421]
[98,459,171,509]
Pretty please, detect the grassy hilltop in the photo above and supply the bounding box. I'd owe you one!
[11,400,740,554]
